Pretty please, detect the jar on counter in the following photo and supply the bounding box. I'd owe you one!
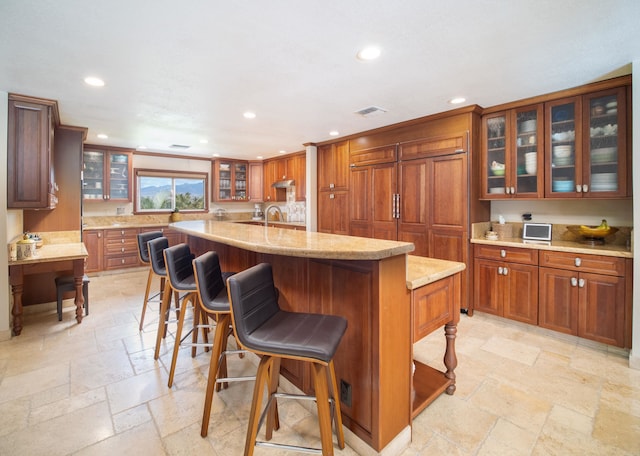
[16,234,36,260]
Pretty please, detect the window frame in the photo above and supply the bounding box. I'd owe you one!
[133,168,209,214]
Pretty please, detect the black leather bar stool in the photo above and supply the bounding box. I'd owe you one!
[163,243,211,387]
[55,274,89,321]
[149,237,181,359]
[227,263,347,456]
[137,230,163,331]
[193,251,254,437]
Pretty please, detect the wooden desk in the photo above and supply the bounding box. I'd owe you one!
[8,243,88,335]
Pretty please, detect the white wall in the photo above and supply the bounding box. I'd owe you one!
[0,92,10,340]
[631,62,640,369]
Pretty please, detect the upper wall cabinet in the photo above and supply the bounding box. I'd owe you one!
[83,148,133,202]
[545,87,628,198]
[7,94,59,209]
[212,159,248,202]
[481,105,544,199]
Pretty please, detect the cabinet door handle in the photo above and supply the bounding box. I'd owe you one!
[582,184,589,192]
[505,187,510,194]
[576,185,582,193]
[329,183,334,189]
[98,232,102,238]
[121,247,125,253]
[500,249,506,258]
[571,277,578,287]
[503,267,508,276]
[329,193,335,199]
[511,187,515,194]
[498,266,504,275]
[578,278,585,288]
[574,257,581,267]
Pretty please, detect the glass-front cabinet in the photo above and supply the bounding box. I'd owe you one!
[212,159,248,201]
[545,87,627,198]
[83,149,132,202]
[482,105,543,198]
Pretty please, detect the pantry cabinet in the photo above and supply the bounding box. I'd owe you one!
[83,147,133,202]
[473,245,539,325]
[539,250,626,347]
[481,105,543,199]
[7,94,59,209]
[248,161,263,201]
[318,141,350,234]
[212,159,248,201]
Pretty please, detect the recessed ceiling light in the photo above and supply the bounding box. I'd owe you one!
[212,153,220,157]
[243,111,256,119]
[84,76,105,87]
[200,139,208,144]
[97,133,108,139]
[137,145,147,150]
[357,46,381,61]
[449,97,466,105]
[257,156,263,159]
[279,150,286,154]
[329,131,339,136]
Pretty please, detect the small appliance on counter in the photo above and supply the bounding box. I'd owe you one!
[522,222,552,243]
[252,203,264,221]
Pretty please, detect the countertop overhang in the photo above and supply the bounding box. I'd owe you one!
[170,220,415,260]
[8,243,88,266]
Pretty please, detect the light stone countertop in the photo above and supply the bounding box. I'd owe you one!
[8,243,88,266]
[171,219,414,260]
[471,237,632,258]
[406,255,466,290]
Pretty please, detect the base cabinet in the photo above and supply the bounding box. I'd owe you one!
[539,251,627,347]
[473,245,539,325]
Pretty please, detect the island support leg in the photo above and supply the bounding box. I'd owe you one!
[444,322,457,395]
[74,260,85,324]
[11,283,24,336]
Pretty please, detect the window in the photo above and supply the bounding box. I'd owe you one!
[135,169,208,213]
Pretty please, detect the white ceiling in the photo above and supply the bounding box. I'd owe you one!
[1,1,639,160]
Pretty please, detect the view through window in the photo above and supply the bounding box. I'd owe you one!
[135,170,207,212]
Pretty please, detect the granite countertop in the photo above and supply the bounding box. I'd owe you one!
[471,236,632,258]
[171,219,414,260]
[406,255,466,290]
[8,243,88,266]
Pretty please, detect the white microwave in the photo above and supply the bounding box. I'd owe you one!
[522,223,552,242]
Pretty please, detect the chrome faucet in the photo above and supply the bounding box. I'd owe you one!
[264,204,283,225]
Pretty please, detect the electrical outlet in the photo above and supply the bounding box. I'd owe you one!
[340,379,352,407]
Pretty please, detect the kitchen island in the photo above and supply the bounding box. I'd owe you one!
[172,220,464,454]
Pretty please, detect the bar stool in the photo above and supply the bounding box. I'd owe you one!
[193,251,254,437]
[163,243,211,387]
[137,230,163,331]
[149,237,181,359]
[55,274,89,321]
[227,263,347,456]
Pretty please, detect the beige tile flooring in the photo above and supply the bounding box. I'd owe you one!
[0,268,639,455]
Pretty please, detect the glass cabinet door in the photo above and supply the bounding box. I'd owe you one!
[513,106,542,197]
[83,151,105,200]
[234,162,247,200]
[217,161,232,200]
[484,113,508,197]
[584,88,627,196]
[108,153,130,200]
[546,97,581,197]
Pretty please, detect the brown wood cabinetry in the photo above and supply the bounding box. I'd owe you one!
[473,245,539,325]
[7,94,59,209]
[103,228,140,270]
[212,159,248,201]
[262,152,306,202]
[318,141,350,234]
[318,191,349,235]
[83,147,133,202]
[481,105,544,198]
[539,250,627,347]
[248,161,263,201]
[83,230,104,273]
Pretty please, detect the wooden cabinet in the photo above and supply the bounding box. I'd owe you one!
[83,147,133,202]
[545,87,628,198]
[473,245,539,325]
[212,159,248,201]
[83,230,103,273]
[7,94,59,209]
[318,141,349,191]
[539,250,626,347]
[288,152,306,201]
[103,228,140,270]
[481,105,544,198]
[318,141,350,234]
[248,161,263,201]
[262,152,306,202]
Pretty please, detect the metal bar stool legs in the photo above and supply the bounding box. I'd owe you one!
[137,231,163,331]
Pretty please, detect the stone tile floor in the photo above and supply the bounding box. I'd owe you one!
[0,269,638,455]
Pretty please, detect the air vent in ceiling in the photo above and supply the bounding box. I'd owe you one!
[355,106,387,117]
[169,144,191,150]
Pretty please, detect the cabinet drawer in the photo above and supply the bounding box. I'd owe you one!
[104,254,140,270]
[399,133,466,161]
[105,242,138,255]
[350,145,396,167]
[473,244,538,265]
[539,251,625,276]
[104,228,139,240]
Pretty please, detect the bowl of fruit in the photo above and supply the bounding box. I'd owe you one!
[567,219,618,244]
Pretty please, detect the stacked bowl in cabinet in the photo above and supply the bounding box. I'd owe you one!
[590,173,618,192]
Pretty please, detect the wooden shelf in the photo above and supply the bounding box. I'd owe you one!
[411,360,452,419]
